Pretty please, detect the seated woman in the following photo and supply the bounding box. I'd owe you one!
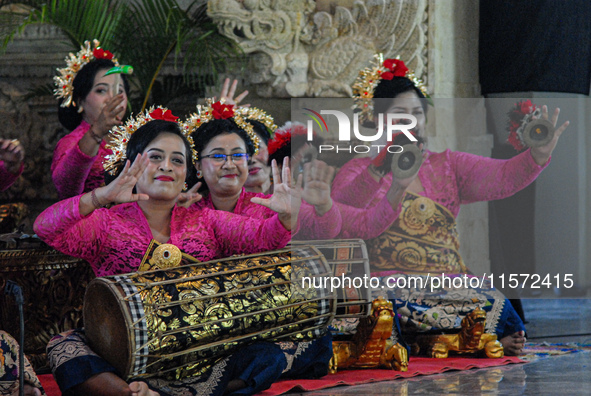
[185,100,342,240]
[51,39,130,199]
[0,138,24,191]
[0,331,45,396]
[34,108,312,395]
[331,56,569,356]
[267,122,409,241]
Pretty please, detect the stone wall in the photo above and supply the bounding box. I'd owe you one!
[427,0,490,276]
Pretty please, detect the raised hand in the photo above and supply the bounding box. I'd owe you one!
[301,159,335,216]
[88,94,127,143]
[0,138,25,174]
[177,182,203,208]
[251,157,303,230]
[217,78,249,107]
[102,154,150,204]
[79,154,150,217]
[530,105,569,166]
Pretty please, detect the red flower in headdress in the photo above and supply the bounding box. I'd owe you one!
[506,100,538,152]
[507,131,526,152]
[212,101,234,119]
[93,47,114,60]
[268,122,311,156]
[268,130,292,156]
[519,99,535,114]
[382,59,409,80]
[150,108,179,122]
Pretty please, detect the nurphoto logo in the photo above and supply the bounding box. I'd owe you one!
[304,109,418,154]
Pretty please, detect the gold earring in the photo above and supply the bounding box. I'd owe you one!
[196,170,203,178]
[183,182,188,191]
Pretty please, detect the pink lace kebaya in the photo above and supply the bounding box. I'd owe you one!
[331,148,548,217]
[51,121,111,199]
[34,194,292,277]
[0,162,23,191]
[195,187,402,241]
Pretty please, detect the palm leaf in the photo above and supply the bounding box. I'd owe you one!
[1,0,245,112]
[0,0,122,51]
[113,0,244,110]
[179,2,244,90]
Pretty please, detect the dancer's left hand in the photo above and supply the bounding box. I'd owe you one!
[530,105,569,166]
[251,157,302,230]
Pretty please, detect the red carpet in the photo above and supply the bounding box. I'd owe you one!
[37,356,525,396]
[38,374,61,396]
[257,356,525,395]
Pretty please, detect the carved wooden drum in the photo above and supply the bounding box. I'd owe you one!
[0,235,95,371]
[83,245,336,380]
[291,239,371,318]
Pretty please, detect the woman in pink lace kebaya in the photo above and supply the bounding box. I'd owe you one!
[330,57,570,356]
[35,116,303,396]
[51,40,129,199]
[0,138,24,191]
[186,102,343,240]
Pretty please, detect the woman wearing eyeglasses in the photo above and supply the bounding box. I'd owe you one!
[182,101,335,384]
[186,100,343,240]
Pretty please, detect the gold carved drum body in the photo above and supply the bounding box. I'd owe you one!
[83,246,336,381]
[291,239,372,319]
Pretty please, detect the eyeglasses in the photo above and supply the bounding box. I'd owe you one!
[201,153,249,164]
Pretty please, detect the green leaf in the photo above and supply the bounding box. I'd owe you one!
[1,0,245,112]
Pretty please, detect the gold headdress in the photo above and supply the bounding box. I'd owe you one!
[103,106,195,175]
[181,98,261,160]
[352,54,428,125]
[236,106,278,137]
[54,39,119,108]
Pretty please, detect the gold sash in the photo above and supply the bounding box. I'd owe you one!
[367,192,468,274]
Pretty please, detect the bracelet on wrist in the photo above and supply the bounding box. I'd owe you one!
[91,189,105,209]
[88,127,103,144]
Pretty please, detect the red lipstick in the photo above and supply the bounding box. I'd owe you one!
[156,176,174,181]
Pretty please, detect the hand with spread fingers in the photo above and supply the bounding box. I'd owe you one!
[80,154,150,216]
[88,93,127,143]
[100,154,150,204]
[0,138,25,174]
[301,159,336,216]
[177,182,203,208]
[530,105,570,166]
[251,157,303,230]
[217,78,250,107]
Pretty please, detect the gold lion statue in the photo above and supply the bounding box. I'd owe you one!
[415,308,504,358]
[329,296,409,373]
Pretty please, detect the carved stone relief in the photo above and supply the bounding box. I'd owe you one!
[0,25,72,203]
[0,82,62,203]
[208,0,428,97]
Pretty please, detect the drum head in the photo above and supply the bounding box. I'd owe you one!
[84,278,133,378]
